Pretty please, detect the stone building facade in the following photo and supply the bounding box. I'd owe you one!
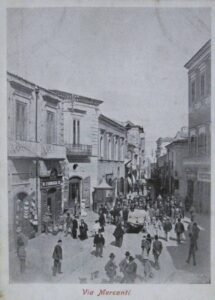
[7,73,66,252]
[166,128,188,200]
[183,40,211,213]
[98,114,126,196]
[124,121,145,193]
[52,90,103,211]
[156,137,173,160]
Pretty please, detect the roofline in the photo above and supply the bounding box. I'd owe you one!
[125,120,144,131]
[165,138,188,148]
[51,89,103,106]
[7,71,62,98]
[156,137,173,143]
[184,40,211,69]
[99,114,126,132]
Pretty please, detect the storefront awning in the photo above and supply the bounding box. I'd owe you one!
[127,177,132,187]
[94,177,113,190]
[124,159,132,167]
[132,175,136,184]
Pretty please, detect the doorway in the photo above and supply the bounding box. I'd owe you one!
[69,177,81,209]
[47,188,57,225]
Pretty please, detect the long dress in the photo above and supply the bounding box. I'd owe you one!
[113,225,124,247]
[79,222,88,240]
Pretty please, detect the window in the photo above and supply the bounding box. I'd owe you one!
[200,72,206,97]
[46,111,56,144]
[100,136,104,159]
[73,119,80,145]
[16,101,27,141]
[120,140,124,161]
[108,138,111,160]
[115,139,119,161]
[198,132,207,154]
[191,80,196,103]
[175,179,179,190]
[190,135,197,155]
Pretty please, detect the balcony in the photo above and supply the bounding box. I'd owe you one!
[40,143,66,160]
[8,140,66,160]
[8,140,40,159]
[66,144,92,162]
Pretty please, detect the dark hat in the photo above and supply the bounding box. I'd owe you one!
[109,253,115,258]
[129,256,134,262]
[125,251,130,256]
[58,239,62,243]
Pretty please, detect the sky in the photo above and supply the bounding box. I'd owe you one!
[7,7,211,156]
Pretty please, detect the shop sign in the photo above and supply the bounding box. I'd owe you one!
[197,172,210,182]
[41,180,62,188]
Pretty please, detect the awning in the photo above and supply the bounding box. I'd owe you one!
[94,177,113,190]
[124,159,132,167]
[127,177,132,187]
[132,175,136,185]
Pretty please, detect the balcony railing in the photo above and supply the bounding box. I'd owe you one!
[66,144,92,157]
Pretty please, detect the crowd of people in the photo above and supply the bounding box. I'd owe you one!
[15,192,201,282]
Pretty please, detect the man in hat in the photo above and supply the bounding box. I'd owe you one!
[124,256,137,283]
[93,229,105,257]
[52,240,63,276]
[119,251,130,282]
[186,232,197,266]
[141,235,151,259]
[105,253,118,283]
[175,218,185,244]
[152,235,163,270]
[163,217,172,241]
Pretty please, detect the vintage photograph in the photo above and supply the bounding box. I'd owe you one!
[7,6,211,284]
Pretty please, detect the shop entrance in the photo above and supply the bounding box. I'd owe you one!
[47,188,57,225]
[69,177,81,209]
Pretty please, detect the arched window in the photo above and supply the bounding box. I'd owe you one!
[100,136,104,159]
[198,132,206,154]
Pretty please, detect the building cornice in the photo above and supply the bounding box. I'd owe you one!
[51,89,103,107]
[184,40,211,70]
[99,114,126,133]
[7,71,62,99]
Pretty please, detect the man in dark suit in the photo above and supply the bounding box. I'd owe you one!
[52,240,63,276]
